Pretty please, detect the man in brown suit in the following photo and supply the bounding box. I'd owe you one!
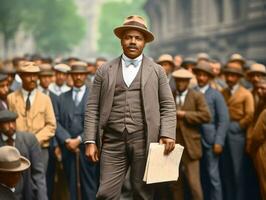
[221,61,254,200]
[7,61,56,172]
[84,15,176,200]
[170,69,211,200]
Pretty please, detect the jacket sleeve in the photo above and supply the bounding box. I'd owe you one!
[184,92,211,125]
[27,134,48,200]
[214,91,230,146]
[158,66,177,140]
[83,65,105,142]
[239,91,254,129]
[35,97,56,144]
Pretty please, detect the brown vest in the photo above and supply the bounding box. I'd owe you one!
[107,62,145,133]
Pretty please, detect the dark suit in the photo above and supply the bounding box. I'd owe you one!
[171,89,211,200]
[56,87,99,200]
[84,55,176,200]
[0,184,16,200]
[0,132,47,200]
[195,86,229,200]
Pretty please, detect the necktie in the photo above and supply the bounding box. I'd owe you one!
[26,92,31,111]
[6,137,14,146]
[74,88,81,106]
[123,58,141,67]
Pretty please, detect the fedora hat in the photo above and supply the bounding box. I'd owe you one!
[0,110,18,123]
[157,54,175,67]
[229,53,245,65]
[197,52,210,61]
[246,63,266,76]
[39,64,54,76]
[223,62,244,76]
[193,62,215,77]
[0,146,30,172]
[172,69,194,79]
[114,15,154,43]
[17,61,40,73]
[69,61,89,74]
[181,57,197,68]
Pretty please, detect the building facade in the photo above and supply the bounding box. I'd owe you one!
[144,0,266,64]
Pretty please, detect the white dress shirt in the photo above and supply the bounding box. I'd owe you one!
[175,89,188,107]
[122,54,143,87]
[21,88,37,105]
[230,84,240,95]
[198,84,210,94]
[49,83,71,96]
[72,85,86,104]
[1,133,16,146]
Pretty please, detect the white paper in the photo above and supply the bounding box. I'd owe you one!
[143,143,184,184]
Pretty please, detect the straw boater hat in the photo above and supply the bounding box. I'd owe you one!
[39,64,54,76]
[246,63,266,76]
[114,15,154,43]
[69,61,89,74]
[193,62,215,77]
[172,69,194,79]
[157,54,175,68]
[0,146,30,172]
[17,61,40,73]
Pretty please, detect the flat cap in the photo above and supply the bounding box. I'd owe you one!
[172,69,194,79]
[53,63,71,73]
[0,110,18,122]
[157,54,175,67]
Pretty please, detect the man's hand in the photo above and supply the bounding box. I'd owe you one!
[85,143,99,162]
[177,110,186,119]
[54,146,62,161]
[65,138,80,152]
[213,144,223,155]
[159,137,175,155]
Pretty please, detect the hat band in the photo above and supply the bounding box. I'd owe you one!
[0,159,20,169]
[123,21,147,29]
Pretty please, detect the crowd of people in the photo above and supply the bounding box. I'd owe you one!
[0,15,265,200]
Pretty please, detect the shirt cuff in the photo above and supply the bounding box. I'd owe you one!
[84,140,96,144]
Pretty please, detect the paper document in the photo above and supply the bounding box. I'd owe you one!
[143,143,184,184]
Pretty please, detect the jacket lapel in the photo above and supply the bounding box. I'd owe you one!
[141,56,153,89]
[182,89,194,110]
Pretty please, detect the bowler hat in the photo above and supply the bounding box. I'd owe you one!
[17,61,40,73]
[157,54,175,68]
[246,63,266,76]
[69,61,89,74]
[114,15,154,43]
[0,73,8,82]
[0,146,30,172]
[193,62,215,77]
[0,110,18,122]
[39,64,54,76]
[172,69,194,79]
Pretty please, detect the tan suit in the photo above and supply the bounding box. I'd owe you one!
[7,90,56,147]
[250,109,266,199]
[171,89,211,200]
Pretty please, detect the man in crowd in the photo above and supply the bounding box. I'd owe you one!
[84,15,176,200]
[0,73,9,110]
[7,61,56,172]
[56,62,99,200]
[0,146,31,200]
[170,68,210,200]
[193,62,229,200]
[157,54,176,92]
[49,63,71,96]
[221,61,254,200]
[0,110,47,200]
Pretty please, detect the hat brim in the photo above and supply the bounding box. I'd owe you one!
[69,70,90,74]
[18,70,40,74]
[193,68,215,77]
[39,72,55,76]
[223,68,244,76]
[157,60,175,68]
[114,25,154,43]
[246,70,266,76]
[0,156,30,172]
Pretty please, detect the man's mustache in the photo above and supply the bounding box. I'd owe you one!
[127,45,138,49]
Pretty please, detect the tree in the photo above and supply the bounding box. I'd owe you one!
[97,0,148,57]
